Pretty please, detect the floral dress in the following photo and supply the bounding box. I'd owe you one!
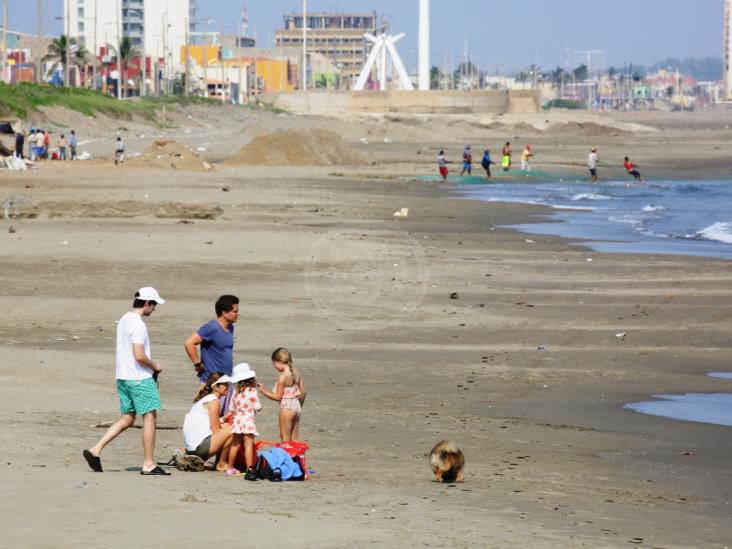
[231,387,262,436]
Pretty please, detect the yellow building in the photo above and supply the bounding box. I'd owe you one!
[182,45,296,94]
[182,44,222,68]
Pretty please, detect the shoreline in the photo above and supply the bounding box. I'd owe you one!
[2,108,732,546]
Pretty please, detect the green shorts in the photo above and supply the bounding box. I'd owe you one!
[116,378,161,415]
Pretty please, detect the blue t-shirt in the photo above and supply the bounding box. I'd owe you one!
[197,319,235,380]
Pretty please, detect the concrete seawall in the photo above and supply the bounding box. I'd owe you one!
[260,90,540,115]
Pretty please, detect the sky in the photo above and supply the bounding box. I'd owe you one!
[5,0,724,73]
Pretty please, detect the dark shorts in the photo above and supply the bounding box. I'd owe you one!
[187,435,212,460]
[590,168,598,177]
[629,169,641,178]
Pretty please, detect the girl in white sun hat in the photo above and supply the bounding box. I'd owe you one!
[226,364,262,479]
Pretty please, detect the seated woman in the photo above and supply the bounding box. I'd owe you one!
[181,372,235,471]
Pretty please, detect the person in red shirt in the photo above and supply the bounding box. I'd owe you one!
[624,156,643,182]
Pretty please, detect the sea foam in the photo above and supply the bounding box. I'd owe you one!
[570,193,612,201]
[697,222,732,244]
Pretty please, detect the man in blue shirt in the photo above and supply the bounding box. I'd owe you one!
[184,295,240,382]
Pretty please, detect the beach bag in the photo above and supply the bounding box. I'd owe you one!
[255,440,310,480]
[256,447,303,480]
[254,453,275,480]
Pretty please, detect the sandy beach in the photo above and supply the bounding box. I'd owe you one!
[1,105,731,547]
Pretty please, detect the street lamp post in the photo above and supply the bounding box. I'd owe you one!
[1,0,8,84]
[184,14,189,96]
[220,21,227,104]
[116,0,121,98]
[35,0,42,82]
[203,18,213,97]
[301,0,307,91]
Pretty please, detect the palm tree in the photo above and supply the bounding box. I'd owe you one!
[107,37,139,97]
[44,35,89,83]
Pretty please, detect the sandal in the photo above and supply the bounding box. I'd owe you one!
[140,465,171,476]
[83,449,103,473]
[157,455,178,467]
[225,467,241,476]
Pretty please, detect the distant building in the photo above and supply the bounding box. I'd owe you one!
[64,0,195,72]
[274,11,377,87]
[0,29,53,83]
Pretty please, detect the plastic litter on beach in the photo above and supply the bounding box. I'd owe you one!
[393,207,409,217]
[616,333,626,339]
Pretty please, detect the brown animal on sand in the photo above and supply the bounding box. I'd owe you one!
[429,440,465,483]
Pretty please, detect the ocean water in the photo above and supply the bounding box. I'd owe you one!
[624,393,732,427]
[624,372,732,427]
[455,179,732,260]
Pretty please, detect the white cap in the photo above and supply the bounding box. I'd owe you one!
[212,374,233,385]
[136,287,165,304]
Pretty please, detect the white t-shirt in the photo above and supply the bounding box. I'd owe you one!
[115,311,152,380]
[588,152,599,169]
[183,394,218,451]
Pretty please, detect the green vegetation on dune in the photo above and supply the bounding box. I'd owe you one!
[0,82,219,120]
[544,99,585,110]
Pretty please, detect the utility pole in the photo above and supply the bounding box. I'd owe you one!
[161,13,167,95]
[184,14,190,96]
[116,0,121,98]
[220,21,226,104]
[203,18,211,97]
[301,0,307,90]
[1,0,8,84]
[253,25,257,100]
[140,8,146,97]
[36,0,42,82]
[92,0,98,90]
[65,0,71,87]
[236,18,241,104]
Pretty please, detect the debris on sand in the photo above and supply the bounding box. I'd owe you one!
[132,139,213,171]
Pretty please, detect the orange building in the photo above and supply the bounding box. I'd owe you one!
[182,45,295,93]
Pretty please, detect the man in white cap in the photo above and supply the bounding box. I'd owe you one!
[83,287,170,475]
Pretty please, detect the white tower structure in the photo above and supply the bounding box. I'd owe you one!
[725,0,732,100]
[354,32,414,91]
[418,0,430,91]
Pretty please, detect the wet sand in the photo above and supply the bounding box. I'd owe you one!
[1,108,731,547]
